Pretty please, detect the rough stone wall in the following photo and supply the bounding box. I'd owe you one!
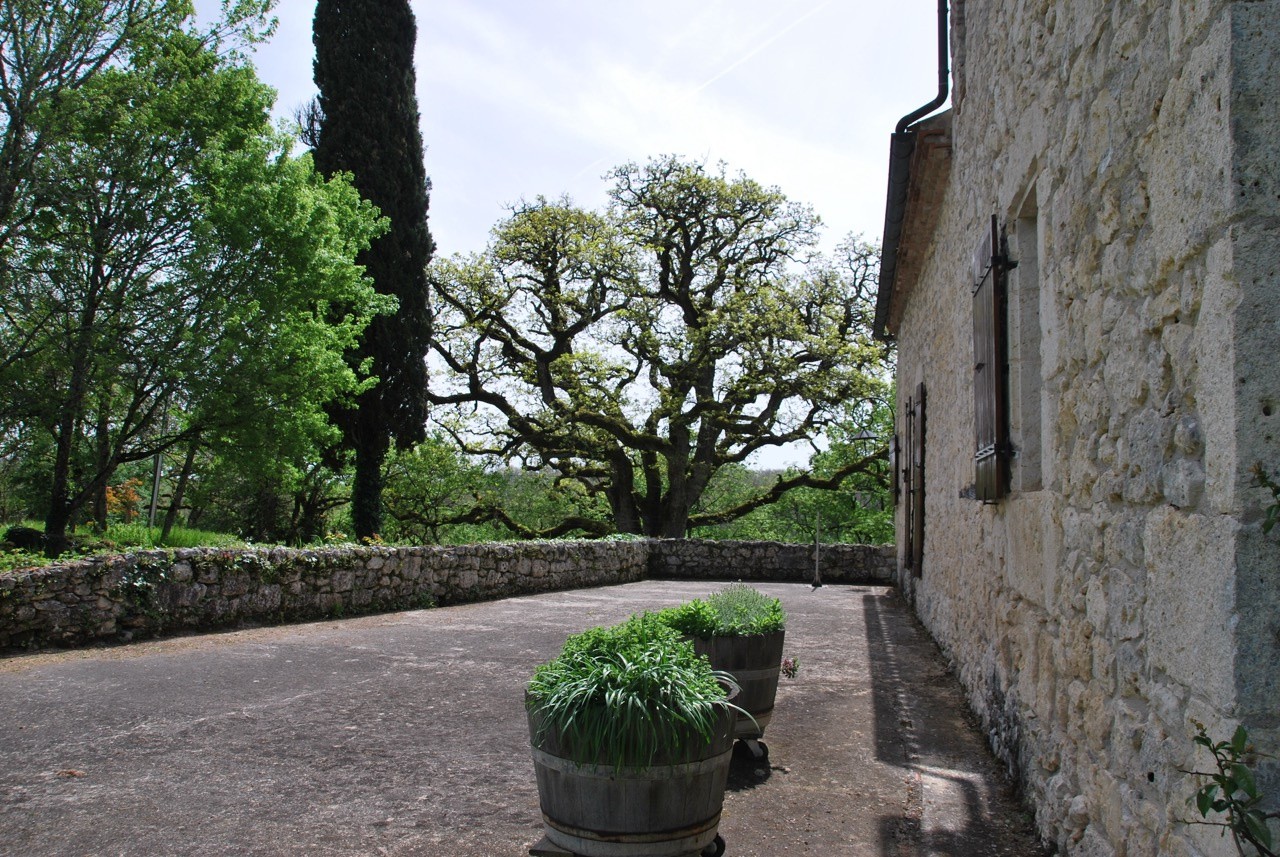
[0,539,895,652]
[649,539,894,584]
[0,541,648,651]
[890,2,1279,855]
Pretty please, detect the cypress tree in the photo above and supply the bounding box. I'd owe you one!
[312,0,434,539]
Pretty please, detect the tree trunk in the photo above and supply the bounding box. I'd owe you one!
[161,439,200,541]
[658,437,692,538]
[43,502,73,558]
[293,465,341,545]
[246,482,282,543]
[351,427,389,541]
[45,261,102,555]
[46,404,82,557]
[607,455,643,534]
[659,493,691,538]
[92,404,111,532]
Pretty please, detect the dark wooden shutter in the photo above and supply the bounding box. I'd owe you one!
[903,383,926,576]
[973,215,1010,502]
[890,432,901,506]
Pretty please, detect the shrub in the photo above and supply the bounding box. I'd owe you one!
[659,598,720,639]
[660,584,786,639]
[526,613,737,769]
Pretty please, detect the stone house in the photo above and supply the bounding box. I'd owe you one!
[874,1,1278,854]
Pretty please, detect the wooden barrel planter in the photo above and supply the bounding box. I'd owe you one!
[526,703,734,857]
[693,629,785,741]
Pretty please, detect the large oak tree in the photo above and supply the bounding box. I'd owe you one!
[430,156,891,538]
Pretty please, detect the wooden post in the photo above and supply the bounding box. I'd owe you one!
[812,512,823,587]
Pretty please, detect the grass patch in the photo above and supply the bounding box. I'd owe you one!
[2,521,245,573]
[102,523,244,550]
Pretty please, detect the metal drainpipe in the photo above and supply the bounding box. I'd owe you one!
[876,0,951,340]
[896,0,951,135]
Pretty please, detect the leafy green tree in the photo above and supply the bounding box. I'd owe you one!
[0,0,191,253]
[430,157,891,538]
[381,435,612,544]
[0,0,192,384]
[2,10,389,554]
[691,376,894,544]
[311,0,435,541]
[381,434,496,544]
[479,468,613,540]
[174,445,347,545]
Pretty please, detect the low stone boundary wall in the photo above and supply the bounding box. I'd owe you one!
[0,541,649,652]
[649,539,895,584]
[0,539,895,652]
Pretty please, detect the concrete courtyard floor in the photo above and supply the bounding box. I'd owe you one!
[0,581,1048,856]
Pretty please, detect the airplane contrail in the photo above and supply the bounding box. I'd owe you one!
[690,0,835,95]
[570,0,834,183]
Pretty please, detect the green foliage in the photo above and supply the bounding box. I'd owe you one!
[175,450,349,546]
[1,3,388,554]
[0,520,243,572]
[659,584,786,638]
[691,377,895,544]
[104,523,243,551]
[658,599,721,640]
[0,549,61,574]
[705,584,787,635]
[692,462,893,544]
[527,613,736,770]
[381,436,500,544]
[382,436,613,544]
[1253,464,1280,535]
[0,0,206,259]
[1186,722,1278,856]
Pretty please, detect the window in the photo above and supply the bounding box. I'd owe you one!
[903,382,926,575]
[972,215,1010,502]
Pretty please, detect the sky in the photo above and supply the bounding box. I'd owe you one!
[205,0,944,258]
[199,0,946,467]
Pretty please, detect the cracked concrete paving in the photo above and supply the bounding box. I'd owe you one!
[0,581,1048,856]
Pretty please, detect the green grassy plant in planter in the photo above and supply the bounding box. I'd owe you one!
[660,584,789,759]
[526,613,737,857]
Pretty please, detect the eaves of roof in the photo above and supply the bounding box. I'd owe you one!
[874,110,953,341]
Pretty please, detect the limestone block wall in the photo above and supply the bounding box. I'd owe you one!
[889,2,1279,855]
[0,539,895,652]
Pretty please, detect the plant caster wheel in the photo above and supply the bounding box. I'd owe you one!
[701,834,726,856]
[741,738,768,760]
